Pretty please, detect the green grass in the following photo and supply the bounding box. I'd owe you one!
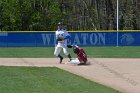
[0,46,140,58]
[0,66,121,93]
[83,46,140,58]
[0,47,54,58]
[0,46,136,93]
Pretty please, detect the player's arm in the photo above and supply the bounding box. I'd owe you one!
[64,30,70,40]
[82,49,86,55]
[81,48,87,57]
[64,35,70,39]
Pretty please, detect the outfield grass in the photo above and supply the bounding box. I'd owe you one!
[0,66,121,93]
[83,46,140,58]
[0,46,140,58]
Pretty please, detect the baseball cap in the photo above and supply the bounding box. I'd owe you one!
[58,22,63,26]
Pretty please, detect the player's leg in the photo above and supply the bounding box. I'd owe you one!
[63,46,72,61]
[70,58,80,64]
[66,58,86,65]
[54,47,63,63]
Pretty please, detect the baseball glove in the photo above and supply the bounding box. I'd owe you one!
[57,38,63,41]
[67,45,73,48]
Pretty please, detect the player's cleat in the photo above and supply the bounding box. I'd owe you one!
[77,62,86,65]
[68,58,72,62]
[59,57,63,64]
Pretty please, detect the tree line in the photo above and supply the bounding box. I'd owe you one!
[0,0,140,31]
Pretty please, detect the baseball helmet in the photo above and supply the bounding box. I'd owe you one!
[73,47,80,54]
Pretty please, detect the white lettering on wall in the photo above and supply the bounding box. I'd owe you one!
[42,34,51,45]
[90,33,106,45]
[90,33,97,45]
[98,33,106,45]
[41,33,106,46]
[81,33,88,45]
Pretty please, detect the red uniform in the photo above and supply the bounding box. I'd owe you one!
[75,47,87,63]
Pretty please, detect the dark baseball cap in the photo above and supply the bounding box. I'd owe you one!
[58,22,63,25]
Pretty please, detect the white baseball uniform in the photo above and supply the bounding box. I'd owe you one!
[54,29,70,56]
[68,58,80,64]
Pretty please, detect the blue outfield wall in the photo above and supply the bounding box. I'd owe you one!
[0,31,140,47]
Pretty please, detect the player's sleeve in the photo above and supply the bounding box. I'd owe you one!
[82,49,86,55]
[64,35,70,39]
[80,48,87,57]
[64,30,70,40]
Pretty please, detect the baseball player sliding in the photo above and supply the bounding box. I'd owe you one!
[54,22,72,63]
[66,45,88,65]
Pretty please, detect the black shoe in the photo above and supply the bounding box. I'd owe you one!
[60,57,63,64]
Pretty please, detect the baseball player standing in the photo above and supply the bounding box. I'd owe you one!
[54,22,72,63]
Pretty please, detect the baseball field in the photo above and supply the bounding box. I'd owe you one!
[0,46,140,93]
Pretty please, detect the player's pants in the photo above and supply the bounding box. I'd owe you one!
[70,58,80,64]
[54,46,69,56]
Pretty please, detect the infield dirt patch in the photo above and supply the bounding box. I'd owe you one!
[0,58,140,93]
